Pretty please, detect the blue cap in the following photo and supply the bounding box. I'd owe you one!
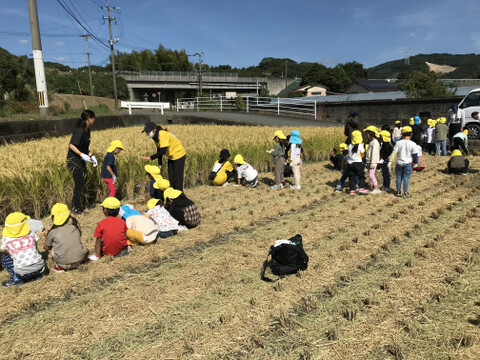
[289,130,302,145]
[414,116,420,125]
[119,204,142,219]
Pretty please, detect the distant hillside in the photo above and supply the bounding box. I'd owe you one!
[369,53,480,79]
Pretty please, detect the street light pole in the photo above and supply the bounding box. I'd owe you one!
[103,0,120,110]
[81,35,94,96]
[188,52,204,94]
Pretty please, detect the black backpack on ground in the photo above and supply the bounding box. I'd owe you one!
[261,234,309,282]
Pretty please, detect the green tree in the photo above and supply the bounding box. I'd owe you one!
[338,61,369,81]
[397,71,454,98]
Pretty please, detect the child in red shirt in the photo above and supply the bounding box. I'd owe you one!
[90,197,128,260]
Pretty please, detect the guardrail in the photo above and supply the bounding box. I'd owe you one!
[121,101,170,115]
[176,96,319,119]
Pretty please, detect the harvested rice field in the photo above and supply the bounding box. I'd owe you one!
[1,151,480,359]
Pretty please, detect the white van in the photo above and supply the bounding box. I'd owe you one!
[457,88,480,138]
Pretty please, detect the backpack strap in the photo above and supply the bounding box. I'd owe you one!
[260,245,278,282]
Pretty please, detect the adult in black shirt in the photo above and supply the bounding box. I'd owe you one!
[344,110,366,144]
[66,110,96,214]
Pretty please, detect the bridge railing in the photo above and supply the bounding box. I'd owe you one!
[176,95,319,119]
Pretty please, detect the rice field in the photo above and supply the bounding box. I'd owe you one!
[0,154,479,359]
[0,124,344,220]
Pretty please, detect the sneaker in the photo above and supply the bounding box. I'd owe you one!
[251,179,258,188]
[271,185,279,190]
[2,276,24,287]
[334,187,342,193]
[462,173,468,176]
[222,182,229,187]
[382,187,392,193]
[370,189,382,195]
[53,264,65,273]
[355,184,359,190]
[280,183,284,189]
[72,208,83,215]
[290,185,301,190]
[349,190,356,195]
[403,192,412,198]
[395,192,402,197]
[358,188,369,195]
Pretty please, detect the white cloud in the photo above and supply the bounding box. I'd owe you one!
[19,39,28,45]
[52,57,66,62]
[55,41,64,47]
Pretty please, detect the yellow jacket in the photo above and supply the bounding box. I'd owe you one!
[155,130,186,160]
[211,161,234,185]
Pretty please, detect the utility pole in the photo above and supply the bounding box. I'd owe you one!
[285,60,288,93]
[28,0,49,115]
[103,0,120,110]
[81,35,94,96]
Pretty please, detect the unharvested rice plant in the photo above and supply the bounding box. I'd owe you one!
[0,124,344,220]
[0,124,480,359]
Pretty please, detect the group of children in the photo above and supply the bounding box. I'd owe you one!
[332,115,472,198]
[209,129,303,190]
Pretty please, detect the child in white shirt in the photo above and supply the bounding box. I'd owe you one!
[389,126,418,198]
[233,154,258,188]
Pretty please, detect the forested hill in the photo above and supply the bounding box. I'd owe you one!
[368,53,480,79]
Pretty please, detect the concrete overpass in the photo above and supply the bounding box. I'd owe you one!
[119,71,296,103]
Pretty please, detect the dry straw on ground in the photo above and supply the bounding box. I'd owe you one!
[0,155,479,359]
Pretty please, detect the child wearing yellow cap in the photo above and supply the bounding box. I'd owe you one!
[90,197,129,260]
[345,130,368,195]
[330,145,345,171]
[451,130,469,156]
[268,130,287,190]
[164,188,201,228]
[388,126,418,198]
[364,126,381,194]
[379,130,394,192]
[447,150,469,175]
[233,154,258,188]
[392,121,402,144]
[424,119,436,155]
[146,199,180,237]
[44,203,88,272]
[101,140,125,197]
[435,118,448,156]
[1,212,45,286]
[145,164,162,200]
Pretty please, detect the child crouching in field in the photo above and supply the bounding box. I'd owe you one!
[120,204,159,245]
[345,131,368,195]
[101,140,125,197]
[389,126,418,198]
[90,197,129,261]
[44,203,88,272]
[233,154,258,188]
[209,149,235,186]
[447,150,469,175]
[146,199,180,237]
[153,178,171,203]
[164,188,201,229]
[145,164,162,200]
[1,212,45,286]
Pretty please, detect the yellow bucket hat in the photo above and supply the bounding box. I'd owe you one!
[164,187,182,204]
[153,178,170,190]
[233,154,246,165]
[273,130,287,140]
[451,149,462,157]
[402,126,412,133]
[145,165,161,178]
[351,130,363,145]
[50,203,70,226]
[380,130,391,143]
[107,140,125,153]
[395,120,401,125]
[440,117,446,124]
[464,129,469,136]
[147,198,160,210]
[339,143,348,151]
[3,212,31,238]
[409,117,414,125]
[364,125,379,137]
[101,197,121,209]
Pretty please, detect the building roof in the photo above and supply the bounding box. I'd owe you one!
[347,79,397,93]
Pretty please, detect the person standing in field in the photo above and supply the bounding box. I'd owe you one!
[364,126,381,194]
[392,121,402,144]
[268,130,287,190]
[435,117,448,156]
[140,122,186,191]
[379,130,393,193]
[101,140,125,198]
[344,110,366,144]
[345,130,368,195]
[66,110,97,215]
[389,126,418,198]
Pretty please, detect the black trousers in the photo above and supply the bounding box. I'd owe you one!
[67,159,86,210]
[168,155,186,191]
[346,162,366,190]
[449,123,461,143]
[451,137,468,155]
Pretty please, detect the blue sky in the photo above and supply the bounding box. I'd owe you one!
[1,0,479,71]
